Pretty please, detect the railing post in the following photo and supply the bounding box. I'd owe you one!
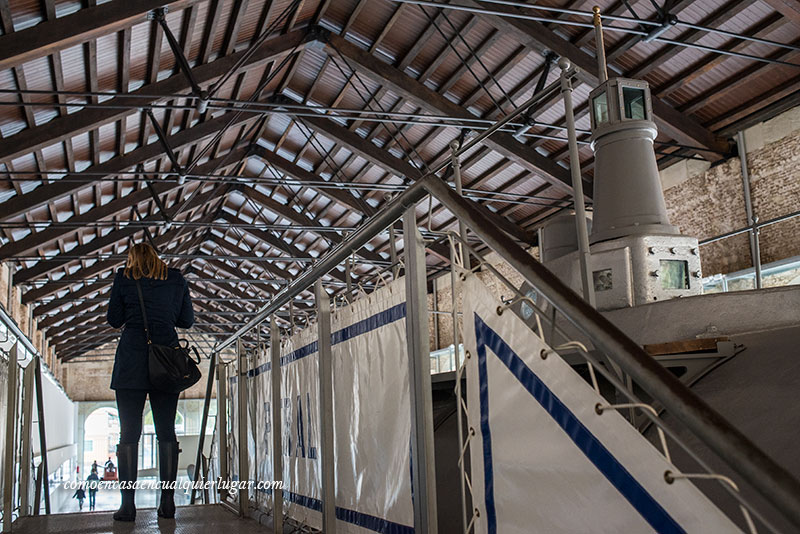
[32,462,43,516]
[450,239,469,532]
[389,225,400,278]
[191,350,217,504]
[737,131,762,289]
[560,58,596,308]
[217,355,229,503]
[315,281,336,533]
[34,357,50,514]
[3,342,19,533]
[450,140,469,263]
[270,317,284,534]
[237,338,249,516]
[403,208,438,533]
[18,362,34,517]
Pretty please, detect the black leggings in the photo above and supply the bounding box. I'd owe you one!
[116,389,180,444]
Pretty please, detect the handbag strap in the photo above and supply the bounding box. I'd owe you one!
[134,280,152,345]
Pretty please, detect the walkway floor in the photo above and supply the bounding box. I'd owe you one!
[54,476,193,513]
[12,504,269,534]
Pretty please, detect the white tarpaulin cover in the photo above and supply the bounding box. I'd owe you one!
[280,321,323,528]
[461,274,743,534]
[229,279,414,533]
[330,279,413,533]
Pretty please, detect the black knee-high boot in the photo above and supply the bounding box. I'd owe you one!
[113,442,138,522]
[157,441,180,519]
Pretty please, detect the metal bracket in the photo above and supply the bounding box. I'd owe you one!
[643,13,678,43]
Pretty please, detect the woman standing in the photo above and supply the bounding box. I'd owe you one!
[106,243,194,521]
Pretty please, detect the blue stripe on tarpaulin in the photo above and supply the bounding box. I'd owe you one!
[473,313,686,534]
[230,302,407,384]
[228,362,271,384]
[336,506,414,534]
[251,489,413,534]
[331,302,407,345]
[281,340,319,366]
[248,362,270,377]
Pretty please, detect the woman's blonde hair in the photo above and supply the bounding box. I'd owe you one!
[124,243,168,280]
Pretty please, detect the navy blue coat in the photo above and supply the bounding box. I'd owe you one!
[107,268,194,390]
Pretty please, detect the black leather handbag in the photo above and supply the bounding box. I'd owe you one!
[135,280,202,393]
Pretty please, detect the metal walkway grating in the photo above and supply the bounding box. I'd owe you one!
[11,504,269,534]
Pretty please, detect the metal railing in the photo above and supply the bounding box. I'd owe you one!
[0,306,52,530]
[192,169,800,533]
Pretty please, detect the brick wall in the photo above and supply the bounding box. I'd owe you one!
[63,336,218,401]
[662,112,800,276]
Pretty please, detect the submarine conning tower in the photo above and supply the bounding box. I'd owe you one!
[538,7,702,309]
[588,77,681,244]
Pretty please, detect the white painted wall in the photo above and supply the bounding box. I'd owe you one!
[31,367,76,476]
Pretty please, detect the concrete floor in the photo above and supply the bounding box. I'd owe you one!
[12,504,268,534]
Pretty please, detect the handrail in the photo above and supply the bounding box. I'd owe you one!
[0,303,67,398]
[0,305,35,366]
[214,174,800,530]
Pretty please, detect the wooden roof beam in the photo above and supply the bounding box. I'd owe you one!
[249,144,375,215]
[13,185,226,284]
[763,0,800,26]
[1,110,255,222]
[282,92,537,245]
[0,148,247,259]
[455,0,729,158]
[235,184,386,264]
[318,29,582,197]
[0,0,200,71]
[21,208,221,303]
[0,28,314,165]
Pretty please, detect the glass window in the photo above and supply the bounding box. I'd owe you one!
[660,260,689,289]
[593,92,609,125]
[622,87,646,120]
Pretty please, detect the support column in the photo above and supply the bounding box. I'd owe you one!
[191,350,216,504]
[217,357,229,502]
[450,140,469,262]
[34,357,50,514]
[237,338,249,516]
[3,343,19,533]
[315,281,336,533]
[737,131,762,289]
[389,225,400,278]
[270,318,284,534]
[19,362,34,517]
[403,208,438,533]
[560,58,596,308]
